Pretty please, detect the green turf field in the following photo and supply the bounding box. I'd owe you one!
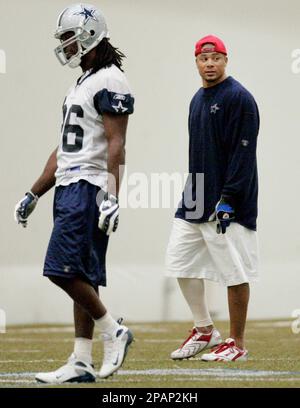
[0,320,300,388]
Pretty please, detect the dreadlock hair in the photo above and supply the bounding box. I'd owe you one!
[90,38,126,74]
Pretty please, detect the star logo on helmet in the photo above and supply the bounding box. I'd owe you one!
[74,6,98,23]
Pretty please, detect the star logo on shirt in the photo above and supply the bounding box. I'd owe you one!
[74,6,98,23]
[210,104,220,114]
[112,101,128,113]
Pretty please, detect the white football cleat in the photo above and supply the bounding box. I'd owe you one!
[170,327,222,360]
[99,325,134,379]
[35,353,96,384]
[201,338,248,362]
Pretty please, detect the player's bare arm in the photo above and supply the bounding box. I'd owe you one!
[103,113,128,197]
[31,147,58,197]
[14,147,58,227]
[98,114,129,236]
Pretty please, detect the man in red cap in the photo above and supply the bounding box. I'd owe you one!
[166,35,260,362]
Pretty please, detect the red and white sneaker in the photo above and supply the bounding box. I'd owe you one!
[201,338,248,362]
[170,328,222,360]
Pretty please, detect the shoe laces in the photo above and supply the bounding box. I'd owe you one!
[180,328,198,348]
[101,333,115,364]
[211,342,235,354]
[102,318,124,364]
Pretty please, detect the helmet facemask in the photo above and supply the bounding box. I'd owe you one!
[55,26,105,69]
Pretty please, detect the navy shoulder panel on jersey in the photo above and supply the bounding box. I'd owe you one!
[93,89,134,115]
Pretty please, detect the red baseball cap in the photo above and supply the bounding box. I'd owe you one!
[195,35,227,57]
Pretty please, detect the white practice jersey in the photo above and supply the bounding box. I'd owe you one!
[55,64,134,188]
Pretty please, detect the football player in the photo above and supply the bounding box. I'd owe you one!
[14,3,134,383]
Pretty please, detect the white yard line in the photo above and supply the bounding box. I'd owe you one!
[118,368,300,377]
[1,376,300,385]
[1,368,300,379]
[173,377,300,382]
[0,372,36,378]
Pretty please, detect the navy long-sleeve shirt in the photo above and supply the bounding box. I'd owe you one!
[176,76,259,231]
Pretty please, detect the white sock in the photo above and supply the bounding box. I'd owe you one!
[94,312,119,336]
[74,337,93,365]
[178,278,213,328]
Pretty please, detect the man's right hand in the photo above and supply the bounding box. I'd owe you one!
[14,192,39,228]
[98,193,119,236]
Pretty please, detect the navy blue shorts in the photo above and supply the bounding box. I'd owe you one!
[44,180,109,287]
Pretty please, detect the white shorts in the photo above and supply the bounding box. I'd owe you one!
[166,218,259,287]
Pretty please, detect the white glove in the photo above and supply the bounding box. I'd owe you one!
[98,193,119,236]
[14,191,39,228]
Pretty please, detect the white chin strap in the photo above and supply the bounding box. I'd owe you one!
[68,54,82,69]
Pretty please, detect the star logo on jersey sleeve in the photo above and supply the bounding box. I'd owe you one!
[210,104,220,114]
[74,6,98,23]
[112,101,128,113]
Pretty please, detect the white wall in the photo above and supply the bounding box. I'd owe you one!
[1,259,299,325]
[0,0,300,325]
